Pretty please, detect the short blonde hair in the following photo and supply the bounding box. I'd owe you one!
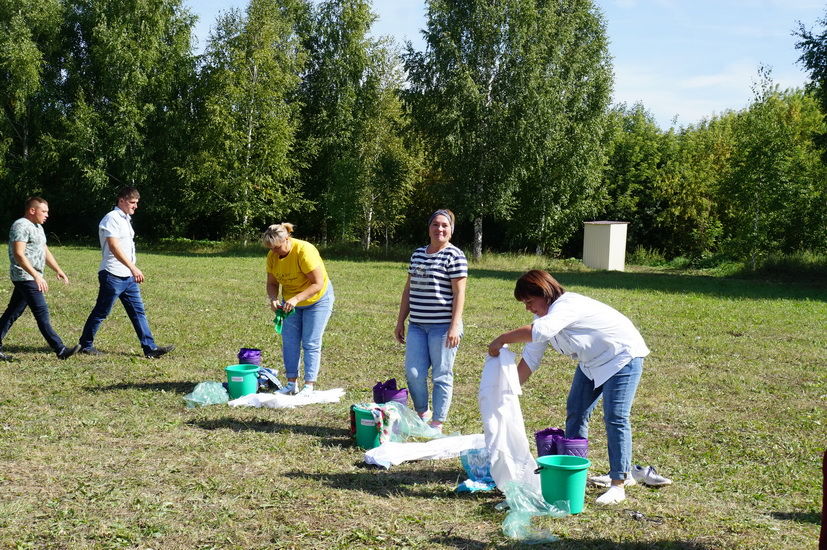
[262,223,294,248]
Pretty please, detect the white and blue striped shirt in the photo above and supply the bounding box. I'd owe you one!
[407,244,468,323]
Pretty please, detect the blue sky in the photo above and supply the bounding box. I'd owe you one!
[188,0,826,128]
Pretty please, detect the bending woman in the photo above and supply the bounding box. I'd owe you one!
[395,209,467,431]
[263,223,334,396]
[488,270,649,505]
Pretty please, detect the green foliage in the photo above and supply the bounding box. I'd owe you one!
[0,0,825,266]
[0,0,63,219]
[795,9,827,161]
[297,0,379,242]
[183,0,309,239]
[601,75,826,263]
[352,45,422,250]
[49,0,197,236]
[722,68,827,266]
[508,0,613,256]
[406,0,612,258]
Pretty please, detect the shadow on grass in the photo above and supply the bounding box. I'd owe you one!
[90,381,196,394]
[432,537,717,549]
[188,417,351,441]
[469,268,827,301]
[770,510,822,524]
[283,466,463,498]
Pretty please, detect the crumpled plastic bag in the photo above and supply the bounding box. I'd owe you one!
[495,481,569,543]
[351,401,444,445]
[184,382,229,408]
[456,448,496,493]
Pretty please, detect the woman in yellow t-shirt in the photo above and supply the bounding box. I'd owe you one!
[263,223,334,396]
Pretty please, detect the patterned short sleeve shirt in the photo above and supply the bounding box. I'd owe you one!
[407,244,467,323]
[8,218,46,282]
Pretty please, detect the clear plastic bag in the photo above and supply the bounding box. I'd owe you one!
[497,481,569,543]
[382,400,444,441]
[352,401,444,444]
[184,382,230,408]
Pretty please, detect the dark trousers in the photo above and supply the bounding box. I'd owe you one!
[79,271,156,352]
[0,280,65,352]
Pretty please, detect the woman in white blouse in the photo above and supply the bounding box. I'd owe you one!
[488,269,649,505]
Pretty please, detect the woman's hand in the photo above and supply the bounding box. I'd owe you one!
[446,325,461,349]
[282,296,299,313]
[269,298,281,313]
[488,336,504,357]
[394,321,406,344]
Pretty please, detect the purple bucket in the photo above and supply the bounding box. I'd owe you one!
[237,348,262,366]
[535,427,565,457]
[383,388,408,405]
[559,437,589,458]
[372,378,409,405]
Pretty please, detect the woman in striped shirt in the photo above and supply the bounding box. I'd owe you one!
[395,209,467,431]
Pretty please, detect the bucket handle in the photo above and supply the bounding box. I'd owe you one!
[533,466,543,474]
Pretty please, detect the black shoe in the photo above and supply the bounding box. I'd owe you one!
[57,345,81,360]
[144,345,175,359]
[0,350,12,362]
[79,347,105,356]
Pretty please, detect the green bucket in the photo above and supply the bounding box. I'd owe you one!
[225,364,259,399]
[352,405,381,450]
[535,454,591,514]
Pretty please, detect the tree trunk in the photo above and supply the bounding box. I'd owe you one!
[473,216,483,260]
[363,205,373,250]
[242,63,258,246]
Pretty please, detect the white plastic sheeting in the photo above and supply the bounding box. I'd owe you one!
[479,348,540,491]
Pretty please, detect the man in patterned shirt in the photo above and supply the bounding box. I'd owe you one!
[0,197,80,361]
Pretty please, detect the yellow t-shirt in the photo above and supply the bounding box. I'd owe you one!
[266,238,329,306]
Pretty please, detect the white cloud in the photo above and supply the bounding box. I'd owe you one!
[679,62,758,90]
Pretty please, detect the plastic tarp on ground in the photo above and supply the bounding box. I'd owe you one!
[228,388,346,409]
[364,434,485,469]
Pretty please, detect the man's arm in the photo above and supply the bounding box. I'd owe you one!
[106,237,144,283]
[44,245,69,283]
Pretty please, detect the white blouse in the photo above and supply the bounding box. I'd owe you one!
[521,292,650,388]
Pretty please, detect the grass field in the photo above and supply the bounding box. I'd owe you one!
[0,246,824,549]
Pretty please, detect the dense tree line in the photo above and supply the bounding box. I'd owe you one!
[1,0,825,261]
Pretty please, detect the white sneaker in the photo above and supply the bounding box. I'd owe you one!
[296,385,314,397]
[595,485,626,505]
[631,465,672,487]
[277,382,298,395]
[588,473,636,488]
[418,410,432,422]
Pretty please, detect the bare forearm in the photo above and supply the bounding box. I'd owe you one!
[396,284,411,325]
[44,248,62,274]
[109,242,136,271]
[496,325,533,346]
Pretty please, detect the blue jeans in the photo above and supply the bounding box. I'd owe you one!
[281,284,334,383]
[404,322,461,422]
[0,280,66,352]
[79,271,157,352]
[565,357,643,481]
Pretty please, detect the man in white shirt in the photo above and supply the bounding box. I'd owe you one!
[78,187,174,359]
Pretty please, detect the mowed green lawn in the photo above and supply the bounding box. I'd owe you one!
[0,246,823,549]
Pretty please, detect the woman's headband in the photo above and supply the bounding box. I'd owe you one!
[428,209,454,233]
